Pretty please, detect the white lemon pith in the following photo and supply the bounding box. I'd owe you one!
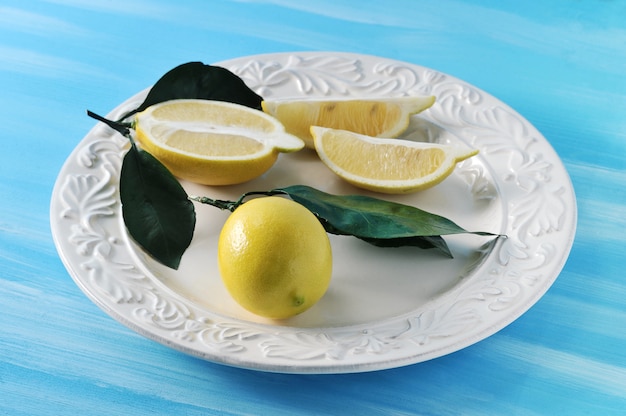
[262,96,435,148]
[134,99,304,185]
[311,126,479,194]
[217,197,333,319]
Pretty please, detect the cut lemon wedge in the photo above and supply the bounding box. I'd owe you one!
[311,126,478,194]
[134,99,304,185]
[262,96,435,148]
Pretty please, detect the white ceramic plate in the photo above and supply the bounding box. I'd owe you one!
[51,52,576,373]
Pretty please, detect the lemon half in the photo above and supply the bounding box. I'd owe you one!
[134,99,304,185]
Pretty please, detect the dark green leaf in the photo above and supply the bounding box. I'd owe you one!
[118,61,263,121]
[278,185,470,237]
[275,185,495,256]
[120,144,196,269]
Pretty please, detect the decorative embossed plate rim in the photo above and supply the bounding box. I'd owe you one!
[50,52,576,373]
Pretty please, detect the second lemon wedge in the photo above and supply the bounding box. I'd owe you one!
[311,126,478,194]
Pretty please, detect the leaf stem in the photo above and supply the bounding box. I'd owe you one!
[188,195,239,211]
[189,189,289,212]
[87,110,133,138]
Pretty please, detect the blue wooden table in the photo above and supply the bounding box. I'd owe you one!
[2,1,625,414]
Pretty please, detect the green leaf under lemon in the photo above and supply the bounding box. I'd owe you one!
[118,61,263,121]
[279,185,497,257]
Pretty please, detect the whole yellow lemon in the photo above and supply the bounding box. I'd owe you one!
[217,196,333,319]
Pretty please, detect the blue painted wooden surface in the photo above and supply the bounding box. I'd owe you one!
[1,1,625,414]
